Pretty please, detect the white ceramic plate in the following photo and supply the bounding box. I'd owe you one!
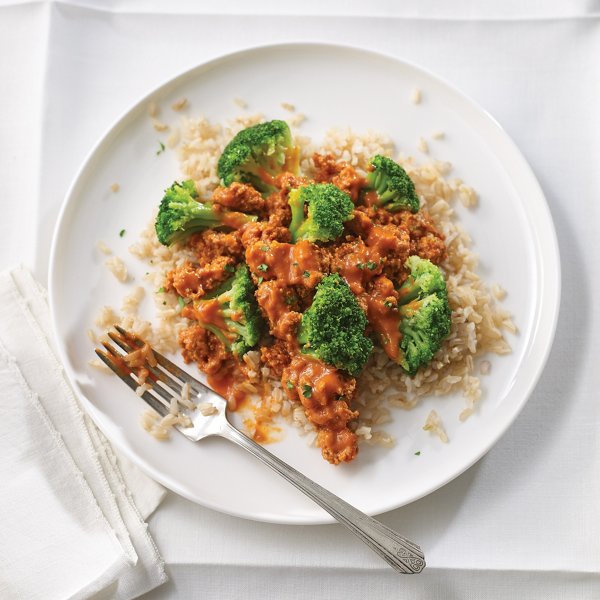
[49,43,560,524]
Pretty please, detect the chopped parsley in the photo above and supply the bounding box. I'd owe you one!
[260,245,269,252]
[357,263,365,270]
[286,380,294,390]
[177,296,185,309]
[366,261,377,270]
[119,229,126,238]
[157,286,165,294]
[224,263,235,273]
[302,384,312,398]
[384,300,395,309]
[285,295,298,306]
[156,141,165,155]
[257,263,269,272]
[303,271,311,278]
[257,276,264,285]
[414,451,421,456]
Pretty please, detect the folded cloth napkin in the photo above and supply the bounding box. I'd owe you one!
[0,266,167,599]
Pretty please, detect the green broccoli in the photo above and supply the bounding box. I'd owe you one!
[193,264,263,357]
[155,180,257,246]
[288,183,354,243]
[363,155,420,213]
[297,274,373,376]
[396,256,451,375]
[217,120,297,195]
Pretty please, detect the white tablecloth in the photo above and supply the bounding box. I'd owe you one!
[2,1,599,597]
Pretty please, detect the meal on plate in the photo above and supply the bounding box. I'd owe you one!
[94,109,514,465]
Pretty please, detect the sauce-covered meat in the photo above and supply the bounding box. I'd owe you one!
[282,355,358,464]
[255,280,302,341]
[246,240,324,288]
[165,257,233,299]
[365,276,401,361]
[260,339,293,378]
[179,325,231,375]
[212,182,266,214]
[187,230,244,263]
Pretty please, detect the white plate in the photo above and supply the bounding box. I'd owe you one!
[49,43,560,524]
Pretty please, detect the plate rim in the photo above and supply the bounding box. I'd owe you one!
[48,41,561,524]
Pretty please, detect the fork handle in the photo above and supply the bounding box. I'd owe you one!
[220,422,425,574]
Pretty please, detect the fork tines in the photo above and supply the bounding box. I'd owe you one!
[95,326,206,417]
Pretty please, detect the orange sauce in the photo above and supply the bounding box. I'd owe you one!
[184,299,231,334]
[255,167,277,187]
[246,240,321,286]
[285,355,345,409]
[256,281,290,326]
[365,276,401,362]
[337,225,404,293]
[207,368,236,400]
[209,367,281,443]
[242,394,282,444]
[366,224,402,255]
[363,190,379,208]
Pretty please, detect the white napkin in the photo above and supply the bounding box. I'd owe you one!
[0,266,167,600]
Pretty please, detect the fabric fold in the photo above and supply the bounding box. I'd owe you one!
[0,266,167,599]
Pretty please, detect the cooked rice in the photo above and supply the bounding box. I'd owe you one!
[148,102,160,118]
[281,102,295,112]
[97,240,112,255]
[110,182,120,193]
[122,286,145,313]
[152,118,169,132]
[167,129,181,149]
[198,402,219,417]
[105,256,128,282]
[411,88,422,104]
[93,110,514,449]
[431,131,445,140]
[423,409,448,442]
[171,98,188,111]
[417,137,429,154]
[233,97,247,109]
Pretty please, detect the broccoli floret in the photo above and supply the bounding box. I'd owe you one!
[155,180,257,246]
[396,256,451,375]
[288,183,354,243]
[217,120,297,195]
[297,274,373,376]
[364,155,420,213]
[194,265,263,357]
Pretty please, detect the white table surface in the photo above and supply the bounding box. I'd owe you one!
[2,1,599,598]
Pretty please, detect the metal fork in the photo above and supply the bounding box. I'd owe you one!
[95,325,426,574]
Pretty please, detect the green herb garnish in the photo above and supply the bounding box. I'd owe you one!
[302,384,312,398]
[257,263,269,272]
[156,141,165,155]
